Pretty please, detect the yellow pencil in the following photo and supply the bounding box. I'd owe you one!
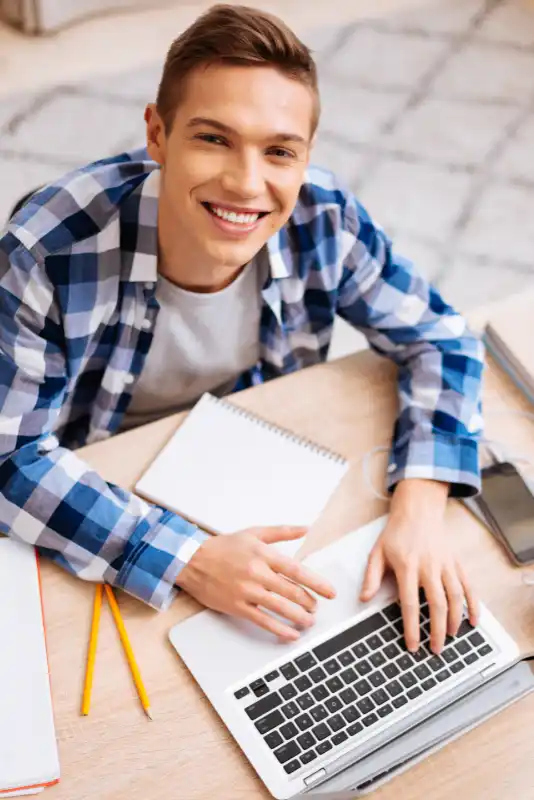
[104,584,153,719]
[81,583,103,716]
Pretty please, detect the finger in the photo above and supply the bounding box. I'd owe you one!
[264,572,318,614]
[424,575,448,654]
[243,604,300,642]
[255,590,315,629]
[457,562,480,626]
[268,553,336,600]
[441,568,465,638]
[396,566,420,653]
[360,545,386,601]
[257,526,308,544]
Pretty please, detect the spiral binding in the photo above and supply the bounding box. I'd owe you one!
[206,393,348,466]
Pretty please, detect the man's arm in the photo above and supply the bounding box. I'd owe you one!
[0,236,208,610]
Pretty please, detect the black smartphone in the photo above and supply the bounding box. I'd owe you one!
[476,461,534,566]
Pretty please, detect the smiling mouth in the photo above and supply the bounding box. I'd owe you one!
[201,202,270,226]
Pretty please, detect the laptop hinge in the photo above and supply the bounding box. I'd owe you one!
[480,662,498,680]
[304,769,327,788]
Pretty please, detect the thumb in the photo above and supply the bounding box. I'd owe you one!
[360,545,386,601]
[257,526,308,544]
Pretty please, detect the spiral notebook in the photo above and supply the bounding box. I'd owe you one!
[134,393,349,555]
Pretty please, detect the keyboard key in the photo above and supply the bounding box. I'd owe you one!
[422,677,437,691]
[392,695,408,709]
[275,741,300,764]
[312,723,330,741]
[352,642,369,659]
[313,614,385,661]
[340,667,358,685]
[245,692,282,721]
[282,701,300,719]
[456,619,474,638]
[414,664,431,680]
[340,687,357,705]
[370,652,386,668]
[357,697,375,715]
[297,732,316,750]
[328,714,346,732]
[428,656,445,672]
[326,676,344,693]
[281,663,299,681]
[295,714,313,731]
[397,654,413,671]
[451,661,465,674]
[385,680,403,697]
[296,653,317,672]
[377,703,393,718]
[369,671,386,688]
[400,672,416,689]
[312,685,329,702]
[342,705,360,723]
[356,659,372,676]
[251,679,269,697]
[301,751,317,764]
[412,648,426,663]
[281,722,298,740]
[442,648,459,664]
[381,626,397,643]
[310,667,327,683]
[362,713,379,727]
[264,731,283,749]
[284,759,300,774]
[280,684,297,701]
[479,644,493,657]
[332,731,348,746]
[455,640,470,656]
[297,693,314,711]
[325,697,343,714]
[384,663,400,679]
[255,710,284,734]
[436,669,451,682]
[324,659,341,675]
[317,740,333,754]
[265,670,279,682]
[371,689,389,705]
[383,603,402,622]
[348,721,364,736]
[465,652,479,665]
[310,704,328,722]
[367,635,383,650]
[468,632,484,648]
[339,651,355,666]
[295,676,312,692]
[235,686,249,699]
[384,643,401,659]
[407,686,423,700]
[393,619,404,635]
[355,679,372,696]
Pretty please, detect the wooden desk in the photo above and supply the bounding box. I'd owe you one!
[41,311,534,799]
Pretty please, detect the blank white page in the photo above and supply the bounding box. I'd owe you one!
[0,538,59,792]
[135,393,349,555]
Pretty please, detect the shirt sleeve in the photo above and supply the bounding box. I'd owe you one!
[0,236,208,610]
[335,194,485,498]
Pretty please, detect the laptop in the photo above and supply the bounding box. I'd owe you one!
[169,517,532,798]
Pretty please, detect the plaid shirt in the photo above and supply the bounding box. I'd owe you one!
[0,148,484,610]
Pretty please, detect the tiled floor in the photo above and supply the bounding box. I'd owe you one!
[1,0,534,359]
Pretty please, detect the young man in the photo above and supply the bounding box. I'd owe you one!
[0,4,483,654]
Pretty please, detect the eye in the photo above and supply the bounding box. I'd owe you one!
[194,133,228,146]
[267,146,296,159]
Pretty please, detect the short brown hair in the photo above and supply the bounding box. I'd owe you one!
[156,4,320,135]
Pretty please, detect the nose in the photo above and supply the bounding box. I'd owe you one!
[220,150,265,199]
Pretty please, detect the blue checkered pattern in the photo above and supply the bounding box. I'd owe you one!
[0,148,484,609]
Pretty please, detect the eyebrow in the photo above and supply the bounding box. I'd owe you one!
[186,116,308,145]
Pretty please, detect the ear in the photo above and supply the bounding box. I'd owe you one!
[145,103,167,166]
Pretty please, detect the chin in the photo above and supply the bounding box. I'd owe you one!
[205,238,266,269]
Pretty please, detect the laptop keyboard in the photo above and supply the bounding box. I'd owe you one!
[233,597,494,776]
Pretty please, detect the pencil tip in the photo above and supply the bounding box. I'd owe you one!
[145,708,154,720]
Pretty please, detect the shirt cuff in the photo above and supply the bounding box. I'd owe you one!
[115,512,210,611]
[386,430,481,498]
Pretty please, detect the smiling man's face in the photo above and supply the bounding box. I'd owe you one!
[146,63,314,279]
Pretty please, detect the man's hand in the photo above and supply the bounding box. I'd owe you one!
[176,526,336,641]
[360,479,479,654]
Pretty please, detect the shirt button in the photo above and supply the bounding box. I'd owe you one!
[124,374,135,385]
[387,463,397,473]
[141,318,152,330]
[144,281,154,290]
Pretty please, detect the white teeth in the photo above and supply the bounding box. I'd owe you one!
[210,205,260,225]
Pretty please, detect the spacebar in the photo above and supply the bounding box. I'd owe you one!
[313,613,385,661]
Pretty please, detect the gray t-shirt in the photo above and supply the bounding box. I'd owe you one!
[120,261,262,431]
